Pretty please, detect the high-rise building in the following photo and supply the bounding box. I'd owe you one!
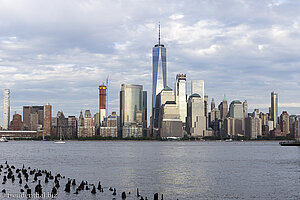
[245,116,262,139]
[3,89,10,130]
[152,24,167,114]
[120,84,144,138]
[271,91,278,128]
[100,112,119,138]
[187,94,206,137]
[43,103,52,137]
[191,80,204,99]
[218,95,228,120]
[142,91,148,136]
[229,100,243,119]
[280,111,289,136]
[204,95,209,129]
[175,74,187,125]
[243,100,248,118]
[211,98,215,111]
[56,111,68,139]
[99,85,107,126]
[68,116,78,138]
[156,87,182,138]
[23,106,44,131]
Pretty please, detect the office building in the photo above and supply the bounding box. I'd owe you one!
[120,84,144,138]
[3,89,10,130]
[243,100,248,118]
[175,74,187,125]
[43,103,52,137]
[280,111,289,136]
[187,94,206,137]
[23,106,44,131]
[142,91,148,136]
[211,98,215,111]
[229,100,243,119]
[271,91,278,128]
[157,87,183,138]
[68,116,78,138]
[152,24,167,114]
[219,95,228,120]
[100,112,118,138]
[245,116,262,139]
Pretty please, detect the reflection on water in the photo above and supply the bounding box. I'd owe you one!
[0,141,299,199]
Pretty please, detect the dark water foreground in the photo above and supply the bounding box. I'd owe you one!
[0,141,299,199]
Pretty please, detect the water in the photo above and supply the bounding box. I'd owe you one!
[0,141,299,199]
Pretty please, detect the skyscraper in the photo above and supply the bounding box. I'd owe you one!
[152,24,167,113]
[120,84,144,138]
[175,74,187,125]
[271,91,278,128]
[3,89,10,130]
[99,85,107,126]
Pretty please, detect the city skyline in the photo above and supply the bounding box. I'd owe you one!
[1,0,300,122]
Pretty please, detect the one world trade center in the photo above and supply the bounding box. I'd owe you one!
[152,24,167,113]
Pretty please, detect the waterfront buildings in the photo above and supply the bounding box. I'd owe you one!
[3,89,10,130]
[175,74,187,127]
[120,84,144,138]
[271,92,278,128]
[152,25,167,114]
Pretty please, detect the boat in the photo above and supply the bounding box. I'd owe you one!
[225,139,233,142]
[54,128,65,144]
[0,136,8,142]
[279,140,300,146]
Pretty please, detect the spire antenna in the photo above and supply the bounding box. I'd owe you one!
[158,22,160,45]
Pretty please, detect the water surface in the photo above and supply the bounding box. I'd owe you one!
[0,141,299,199]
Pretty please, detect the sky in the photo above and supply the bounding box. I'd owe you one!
[1,0,300,124]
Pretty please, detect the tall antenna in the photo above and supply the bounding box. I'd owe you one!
[158,22,160,45]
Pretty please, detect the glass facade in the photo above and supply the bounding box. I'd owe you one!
[152,44,167,111]
[120,84,144,138]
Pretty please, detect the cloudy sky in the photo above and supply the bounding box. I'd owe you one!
[1,0,300,124]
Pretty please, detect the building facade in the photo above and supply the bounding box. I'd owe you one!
[3,89,10,130]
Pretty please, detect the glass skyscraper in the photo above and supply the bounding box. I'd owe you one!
[152,25,167,113]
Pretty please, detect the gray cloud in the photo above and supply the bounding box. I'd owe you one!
[1,0,300,125]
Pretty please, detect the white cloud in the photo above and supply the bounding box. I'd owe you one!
[169,14,184,20]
